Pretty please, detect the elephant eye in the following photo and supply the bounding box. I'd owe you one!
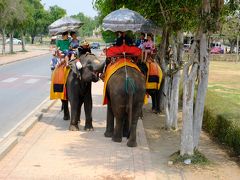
[87,65,93,71]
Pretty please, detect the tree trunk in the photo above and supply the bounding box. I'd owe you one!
[1,29,6,55]
[193,33,209,148]
[229,39,236,53]
[180,39,198,156]
[31,35,35,44]
[40,34,43,44]
[169,32,184,129]
[181,61,198,156]
[21,32,26,52]
[170,71,180,129]
[164,76,171,129]
[9,33,13,54]
[158,27,170,113]
[180,0,212,156]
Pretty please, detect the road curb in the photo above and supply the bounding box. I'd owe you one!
[0,98,57,161]
[0,51,50,66]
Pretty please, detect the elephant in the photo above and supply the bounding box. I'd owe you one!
[104,65,146,147]
[62,53,104,131]
[137,61,163,113]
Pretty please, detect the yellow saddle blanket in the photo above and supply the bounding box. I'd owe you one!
[103,58,142,105]
[50,65,70,100]
[146,62,163,90]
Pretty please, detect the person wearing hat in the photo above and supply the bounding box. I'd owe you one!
[78,40,92,56]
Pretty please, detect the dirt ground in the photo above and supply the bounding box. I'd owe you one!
[142,105,240,180]
[141,61,240,180]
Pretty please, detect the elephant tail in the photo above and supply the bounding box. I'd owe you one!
[127,89,133,138]
[125,77,135,138]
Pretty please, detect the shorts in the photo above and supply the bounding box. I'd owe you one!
[62,50,69,56]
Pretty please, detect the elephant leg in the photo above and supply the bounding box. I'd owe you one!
[147,90,156,112]
[61,100,70,120]
[123,116,129,138]
[83,84,94,131]
[104,102,114,137]
[155,89,160,113]
[112,116,123,143]
[152,92,157,112]
[127,113,139,147]
[69,99,82,131]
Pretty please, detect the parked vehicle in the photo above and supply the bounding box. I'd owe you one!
[90,42,100,49]
[210,41,224,54]
[5,38,22,45]
[210,46,224,54]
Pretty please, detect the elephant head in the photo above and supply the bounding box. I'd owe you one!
[69,53,105,82]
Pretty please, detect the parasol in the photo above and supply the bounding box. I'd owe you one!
[139,19,161,35]
[102,8,146,32]
[48,16,83,35]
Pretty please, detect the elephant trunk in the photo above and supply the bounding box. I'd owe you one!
[93,61,105,73]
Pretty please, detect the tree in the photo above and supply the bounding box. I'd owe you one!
[72,12,98,37]
[6,0,27,53]
[49,5,66,23]
[94,0,240,157]
[221,15,240,53]
[25,0,50,44]
[0,0,17,54]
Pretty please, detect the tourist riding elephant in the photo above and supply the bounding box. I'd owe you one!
[104,63,146,147]
[62,53,104,131]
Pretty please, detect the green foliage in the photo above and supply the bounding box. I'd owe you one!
[72,13,98,37]
[49,5,66,23]
[101,31,116,43]
[203,90,240,155]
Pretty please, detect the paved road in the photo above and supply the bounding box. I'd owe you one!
[0,49,103,138]
[0,54,52,138]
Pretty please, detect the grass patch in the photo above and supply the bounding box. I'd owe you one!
[169,150,210,165]
[203,90,240,155]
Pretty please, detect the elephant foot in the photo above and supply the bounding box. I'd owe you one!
[112,136,122,143]
[84,123,94,131]
[152,109,157,114]
[104,131,113,137]
[123,131,129,138]
[69,124,79,131]
[63,114,70,121]
[127,140,137,147]
[84,126,94,131]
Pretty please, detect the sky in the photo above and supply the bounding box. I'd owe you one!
[41,0,98,18]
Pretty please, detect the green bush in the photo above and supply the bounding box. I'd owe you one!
[203,90,240,155]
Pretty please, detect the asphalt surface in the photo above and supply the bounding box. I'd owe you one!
[0,49,103,138]
[0,54,52,138]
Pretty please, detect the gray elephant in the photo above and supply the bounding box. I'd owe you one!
[104,65,146,147]
[62,53,104,131]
